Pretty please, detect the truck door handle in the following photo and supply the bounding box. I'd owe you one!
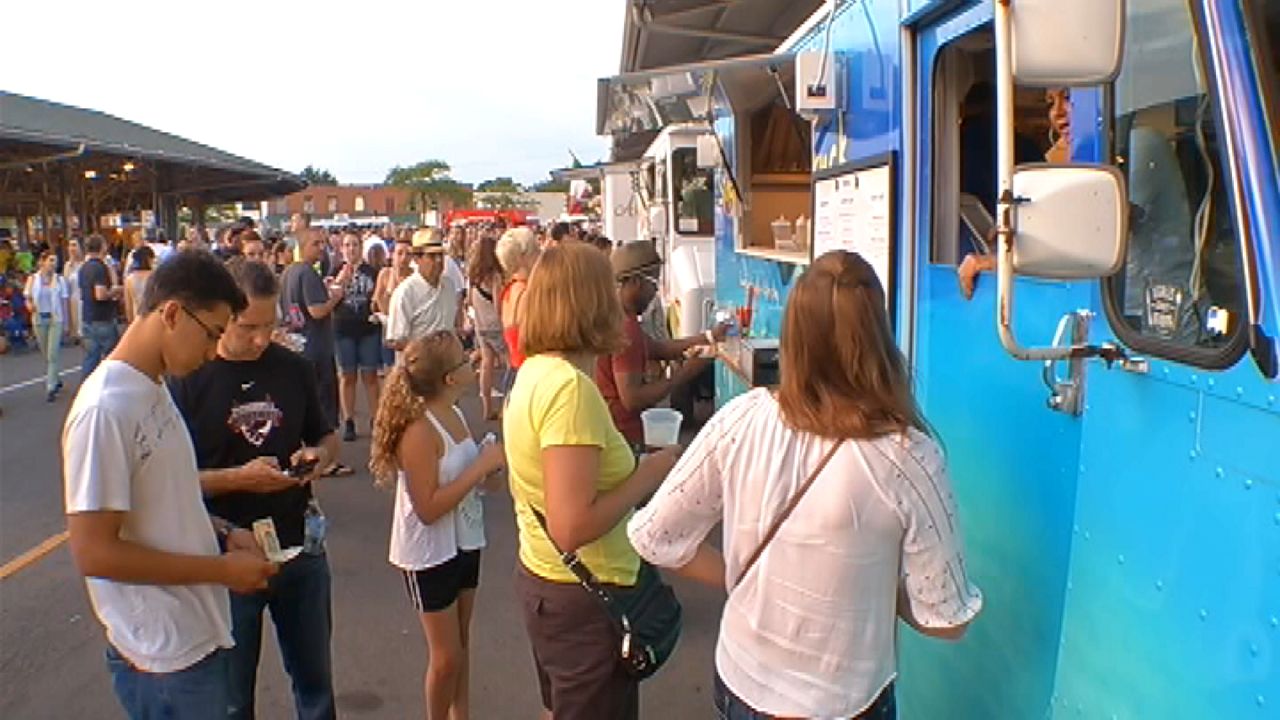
[1043,310,1092,415]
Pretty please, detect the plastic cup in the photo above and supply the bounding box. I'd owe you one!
[640,408,683,448]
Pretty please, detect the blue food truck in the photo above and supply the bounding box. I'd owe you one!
[598,0,1279,716]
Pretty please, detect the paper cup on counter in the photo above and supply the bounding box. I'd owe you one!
[640,408,683,448]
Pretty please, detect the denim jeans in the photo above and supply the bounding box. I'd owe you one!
[32,315,63,392]
[106,645,230,720]
[227,551,335,720]
[713,674,896,720]
[82,319,119,378]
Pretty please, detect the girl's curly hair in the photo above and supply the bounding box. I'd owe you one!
[369,331,462,488]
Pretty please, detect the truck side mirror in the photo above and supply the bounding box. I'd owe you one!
[1010,164,1128,279]
[993,0,1130,365]
[1011,0,1125,85]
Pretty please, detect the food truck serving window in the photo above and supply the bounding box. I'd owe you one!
[596,52,805,260]
[671,147,713,235]
[1100,0,1249,368]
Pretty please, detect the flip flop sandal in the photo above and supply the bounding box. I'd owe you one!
[323,463,356,477]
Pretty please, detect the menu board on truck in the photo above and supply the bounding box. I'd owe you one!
[811,154,896,319]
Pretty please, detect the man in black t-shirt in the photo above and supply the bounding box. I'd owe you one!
[78,234,123,378]
[169,260,337,720]
[330,232,381,442]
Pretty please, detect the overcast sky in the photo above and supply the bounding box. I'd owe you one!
[1,1,622,187]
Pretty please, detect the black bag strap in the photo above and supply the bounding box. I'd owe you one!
[529,507,624,611]
[732,440,843,591]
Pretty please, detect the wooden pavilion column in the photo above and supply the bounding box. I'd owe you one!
[40,171,51,245]
[17,206,31,246]
[58,168,73,239]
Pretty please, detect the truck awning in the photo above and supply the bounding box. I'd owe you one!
[597,52,797,137]
[619,0,823,73]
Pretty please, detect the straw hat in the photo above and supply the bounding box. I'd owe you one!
[610,242,662,280]
[410,228,445,254]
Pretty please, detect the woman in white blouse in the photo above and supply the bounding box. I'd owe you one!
[25,251,70,401]
[628,250,983,719]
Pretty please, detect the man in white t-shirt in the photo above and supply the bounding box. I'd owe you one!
[385,229,460,355]
[63,250,278,720]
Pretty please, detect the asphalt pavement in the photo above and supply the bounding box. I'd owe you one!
[0,345,724,719]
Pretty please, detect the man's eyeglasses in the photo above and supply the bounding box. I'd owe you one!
[181,305,222,343]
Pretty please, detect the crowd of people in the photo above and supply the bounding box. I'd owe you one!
[58,209,983,720]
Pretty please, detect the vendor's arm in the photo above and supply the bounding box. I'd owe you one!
[648,322,730,361]
[616,358,708,413]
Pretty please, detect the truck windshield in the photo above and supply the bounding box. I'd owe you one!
[1103,0,1247,359]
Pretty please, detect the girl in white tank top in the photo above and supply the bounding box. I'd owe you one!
[369,331,506,720]
[388,405,486,568]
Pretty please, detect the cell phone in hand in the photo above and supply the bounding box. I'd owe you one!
[287,458,320,477]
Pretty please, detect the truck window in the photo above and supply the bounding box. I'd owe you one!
[671,147,714,236]
[929,30,1057,266]
[1100,0,1247,364]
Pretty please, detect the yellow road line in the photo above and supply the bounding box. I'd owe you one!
[0,530,69,580]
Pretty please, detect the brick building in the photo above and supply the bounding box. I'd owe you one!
[263,184,460,227]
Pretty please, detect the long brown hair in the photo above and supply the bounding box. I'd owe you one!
[776,250,928,439]
[466,234,502,288]
[369,331,464,487]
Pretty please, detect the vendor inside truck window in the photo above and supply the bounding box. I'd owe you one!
[955,84,1071,299]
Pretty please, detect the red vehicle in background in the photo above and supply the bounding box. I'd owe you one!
[442,208,535,228]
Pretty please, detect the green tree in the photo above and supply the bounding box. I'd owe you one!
[385,160,471,214]
[299,165,338,185]
[475,176,536,210]
[529,173,570,193]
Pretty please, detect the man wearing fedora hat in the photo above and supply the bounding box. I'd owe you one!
[385,228,461,358]
[596,241,728,449]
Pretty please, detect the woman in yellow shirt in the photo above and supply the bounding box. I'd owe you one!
[504,243,678,720]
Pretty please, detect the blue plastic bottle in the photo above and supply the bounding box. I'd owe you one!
[303,498,327,555]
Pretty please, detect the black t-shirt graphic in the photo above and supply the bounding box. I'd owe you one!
[331,262,378,338]
[169,344,334,547]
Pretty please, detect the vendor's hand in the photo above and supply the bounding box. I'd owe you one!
[225,528,265,558]
[289,446,327,484]
[221,550,277,594]
[710,321,732,342]
[957,253,996,301]
[237,457,300,493]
